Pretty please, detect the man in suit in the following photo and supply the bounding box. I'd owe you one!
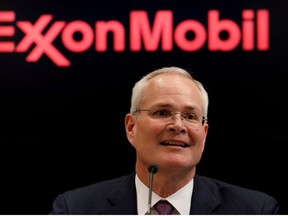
[50,66,279,214]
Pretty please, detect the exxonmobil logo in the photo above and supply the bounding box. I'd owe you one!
[0,9,269,67]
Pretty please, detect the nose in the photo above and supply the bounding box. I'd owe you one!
[167,114,187,133]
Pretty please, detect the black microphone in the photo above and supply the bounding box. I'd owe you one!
[147,164,158,215]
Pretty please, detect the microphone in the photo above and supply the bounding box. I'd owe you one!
[147,164,158,215]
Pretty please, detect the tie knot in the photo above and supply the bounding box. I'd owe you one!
[154,200,174,215]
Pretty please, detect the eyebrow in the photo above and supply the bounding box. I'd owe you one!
[150,103,199,111]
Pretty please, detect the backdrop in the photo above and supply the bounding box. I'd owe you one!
[1,0,287,214]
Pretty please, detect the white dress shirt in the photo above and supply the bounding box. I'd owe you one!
[135,174,194,215]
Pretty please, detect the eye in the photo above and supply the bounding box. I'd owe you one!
[182,113,197,121]
[152,109,172,118]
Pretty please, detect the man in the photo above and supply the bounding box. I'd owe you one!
[50,66,279,214]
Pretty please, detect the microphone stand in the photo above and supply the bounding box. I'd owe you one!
[147,164,158,215]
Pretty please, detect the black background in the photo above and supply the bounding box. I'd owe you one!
[0,0,287,214]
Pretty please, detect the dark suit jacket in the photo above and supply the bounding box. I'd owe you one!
[50,172,279,214]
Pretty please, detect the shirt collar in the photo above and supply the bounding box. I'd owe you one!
[135,174,194,215]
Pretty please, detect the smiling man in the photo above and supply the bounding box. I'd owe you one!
[50,66,279,215]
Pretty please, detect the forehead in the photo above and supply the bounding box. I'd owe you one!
[141,73,202,107]
[148,73,198,93]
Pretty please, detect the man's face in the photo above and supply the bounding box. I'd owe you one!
[125,73,208,174]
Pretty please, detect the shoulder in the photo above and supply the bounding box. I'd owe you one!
[62,172,135,198]
[193,175,279,214]
[195,174,273,199]
[51,172,136,214]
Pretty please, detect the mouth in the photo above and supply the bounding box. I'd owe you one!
[160,141,188,148]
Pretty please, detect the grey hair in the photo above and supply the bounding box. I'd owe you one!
[130,66,209,119]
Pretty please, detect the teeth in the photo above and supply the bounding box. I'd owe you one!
[163,141,187,147]
[165,141,183,145]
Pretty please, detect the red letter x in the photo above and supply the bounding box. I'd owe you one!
[16,15,70,66]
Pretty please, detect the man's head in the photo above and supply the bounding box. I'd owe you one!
[125,66,209,179]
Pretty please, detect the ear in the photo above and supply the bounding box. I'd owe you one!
[125,113,136,145]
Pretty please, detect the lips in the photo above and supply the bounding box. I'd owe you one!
[160,141,188,148]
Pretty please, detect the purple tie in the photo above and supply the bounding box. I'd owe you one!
[154,200,174,215]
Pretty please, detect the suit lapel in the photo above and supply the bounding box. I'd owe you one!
[190,175,221,214]
[101,172,138,214]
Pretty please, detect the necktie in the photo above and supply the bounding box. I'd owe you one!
[154,200,174,215]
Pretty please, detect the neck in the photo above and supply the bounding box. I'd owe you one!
[136,163,195,197]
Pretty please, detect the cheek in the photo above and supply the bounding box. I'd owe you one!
[144,121,164,134]
[194,129,207,153]
[137,120,164,140]
[188,128,207,147]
